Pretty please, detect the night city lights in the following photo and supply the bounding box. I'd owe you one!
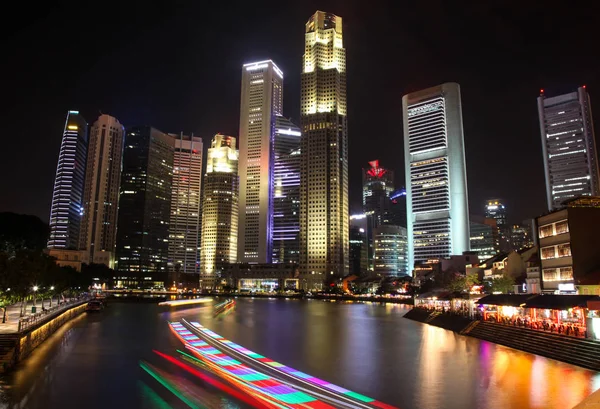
[1,3,599,409]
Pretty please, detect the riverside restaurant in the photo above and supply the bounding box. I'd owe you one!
[477,294,600,339]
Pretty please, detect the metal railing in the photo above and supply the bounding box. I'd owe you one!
[17,296,91,333]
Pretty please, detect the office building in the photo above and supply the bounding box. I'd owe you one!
[79,114,125,267]
[169,134,203,277]
[470,216,499,263]
[200,134,239,289]
[485,198,510,252]
[403,83,470,270]
[389,188,407,228]
[536,196,600,293]
[272,116,301,264]
[115,126,173,280]
[511,223,534,251]
[238,60,284,264]
[485,199,507,226]
[48,110,88,249]
[300,11,349,282]
[349,216,369,275]
[363,160,395,227]
[538,87,599,210]
[373,225,408,276]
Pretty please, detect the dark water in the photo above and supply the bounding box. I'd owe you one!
[1,298,598,409]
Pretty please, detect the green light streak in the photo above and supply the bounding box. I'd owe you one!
[139,361,203,409]
[138,381,173,409]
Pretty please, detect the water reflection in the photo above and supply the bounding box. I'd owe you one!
[0,300,598,409]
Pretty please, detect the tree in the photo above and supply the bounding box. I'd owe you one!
[447,274,480,294]
[490,275,515,294]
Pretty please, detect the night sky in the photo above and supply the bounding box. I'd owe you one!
[2,1,598,225]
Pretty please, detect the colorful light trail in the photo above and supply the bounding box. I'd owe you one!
[169,321,335,408]
[170,320,398,409]
[158,298,213,307]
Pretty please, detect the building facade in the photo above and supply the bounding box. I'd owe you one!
[363,160,395,227]
[510,223,534,251]
[200,134,239,289]
[48,110,88,250]
[238,60,284,264]
[470,216,499,263]
[300,11,349,282]
[403,83,470,271]
[536,196,600,293]
[79,114,125,267]
[115,126,173,280]
[272,116,301,264]
[169,134,203,277]
[538,87,599,210]
[349,224,368,275]
[373,225,408,276]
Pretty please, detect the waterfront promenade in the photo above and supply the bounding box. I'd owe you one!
[0,297,84,334]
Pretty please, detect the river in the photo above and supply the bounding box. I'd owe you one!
[1,298,598,409]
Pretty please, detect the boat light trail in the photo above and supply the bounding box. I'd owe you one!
[158,298,213,307]
[139,360,202,409]
[169,322,334,408]
[185,320,398,409]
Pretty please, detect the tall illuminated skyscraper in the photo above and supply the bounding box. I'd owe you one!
[238,60,283,264]
[115,126,173,279]
[362,160,395,227]
[272,116,301,264]
[200,134,239,289]
[300,11,349,282]
[538,87,599,210]
[48,110,88,249]
[403,83,470,271]
[169,134,203,276]
[79,114,124,267]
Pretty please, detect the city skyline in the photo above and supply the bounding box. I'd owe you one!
[4,3,598,227]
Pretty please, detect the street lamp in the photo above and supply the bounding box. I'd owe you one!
[50,286,55,307]
[32,286,38,314]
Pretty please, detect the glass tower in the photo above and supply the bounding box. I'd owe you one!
[300,11,349,283]
[200,134,239,289]
[238,60,283,263]
[115,126,174,279]
[272,116,301,264]
[362,160,395,227]
[403,83,470,270]
[538,87,599,210]
[48,110,88,249]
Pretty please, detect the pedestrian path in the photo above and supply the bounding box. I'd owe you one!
[0,297,72,334]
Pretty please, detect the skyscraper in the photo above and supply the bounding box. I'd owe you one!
[469,216,499,262]
[200,134,239,289]
[48,110,88,249]
[403,83,470,270]
[349,224,368,275]
[538,87,599,210]
[79,114,124,267]
[485,199,507,226]
[238,60,283,264]
[300,11,349,282]
[373,225,408,276]
[485,198,510,252]
[115,126,173,280]
[169,134,203,276]
[362,160,395,227]
[272,116,301,264]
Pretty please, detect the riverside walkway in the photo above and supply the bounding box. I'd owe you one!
[0,297,86,334]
